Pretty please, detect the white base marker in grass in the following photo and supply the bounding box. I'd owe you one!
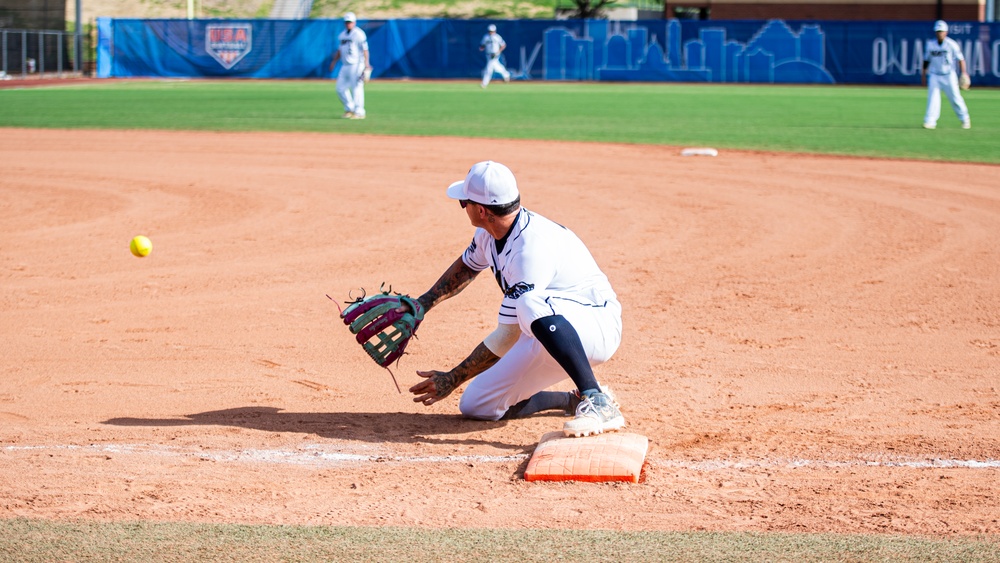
[681,147,719,156]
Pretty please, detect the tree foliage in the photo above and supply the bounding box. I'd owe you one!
[564,0,617,18]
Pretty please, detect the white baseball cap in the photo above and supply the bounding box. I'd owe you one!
[344,12,357,22]
[488,24,497,32]
[446,161,519,206]
[934,20,948,32]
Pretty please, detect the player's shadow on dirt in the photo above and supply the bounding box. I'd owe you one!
[103,406,531,451]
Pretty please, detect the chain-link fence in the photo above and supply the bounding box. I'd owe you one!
[1,28,82,78]
[0,0,83,79]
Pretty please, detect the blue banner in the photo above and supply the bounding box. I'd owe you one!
[97,18,1000,86]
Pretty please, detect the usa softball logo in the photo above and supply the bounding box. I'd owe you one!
[206,24,252,70]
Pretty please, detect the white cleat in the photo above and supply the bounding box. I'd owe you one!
[563,390,625,438]
[962,121,971,129]
[922,123,936,130]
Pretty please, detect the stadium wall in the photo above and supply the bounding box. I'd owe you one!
[96,18,1000,86]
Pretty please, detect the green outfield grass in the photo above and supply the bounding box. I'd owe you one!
[1,79,997,163]
[2,518,998,562]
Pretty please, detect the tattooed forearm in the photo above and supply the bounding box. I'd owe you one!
[418,257,479,312]
[421,343,500,402]
[447,342,500,389]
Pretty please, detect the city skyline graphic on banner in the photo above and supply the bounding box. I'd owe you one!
[543,19,835,83]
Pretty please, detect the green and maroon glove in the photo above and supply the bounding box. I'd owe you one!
[340,288,425,368]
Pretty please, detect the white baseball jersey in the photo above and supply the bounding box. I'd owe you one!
[457,207,621,421]
[924,36,964,75]
[337,27,368,66]
[461,208,616,327]
[480,33,506,57]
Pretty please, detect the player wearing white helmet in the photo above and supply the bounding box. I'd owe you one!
[408,161,625,438]
[479,24,511,89]
[921,20,971,130]
[329,12,372,120]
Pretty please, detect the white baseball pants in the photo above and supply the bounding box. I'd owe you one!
[459,289,622,421]
[336,63,366,116]
[924,72,969,126]
[482,56,510,88]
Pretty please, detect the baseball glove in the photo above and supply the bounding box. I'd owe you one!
[959,73,971,90]
[338,285,424,374]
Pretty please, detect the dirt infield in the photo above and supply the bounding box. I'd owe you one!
[1,128,998,535]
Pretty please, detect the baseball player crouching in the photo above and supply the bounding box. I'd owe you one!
[921,20,971,130]
[329,12,371,120]
[407,161,625,437]
[479,24,511,89]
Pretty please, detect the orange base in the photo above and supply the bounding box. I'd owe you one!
[524,431,648,483]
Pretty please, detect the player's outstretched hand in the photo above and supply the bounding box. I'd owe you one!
[410,370,457,405]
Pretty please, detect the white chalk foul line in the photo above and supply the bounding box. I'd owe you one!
[657,458,1000,470]
[2,443,526,465]
[3,443,1000,470]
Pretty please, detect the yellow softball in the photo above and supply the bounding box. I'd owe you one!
[129,235,152,258]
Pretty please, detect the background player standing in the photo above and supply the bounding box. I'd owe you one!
[407,161,625,438]
[921,20,971,130]
[329,12,371,120]
[479,24,511,89]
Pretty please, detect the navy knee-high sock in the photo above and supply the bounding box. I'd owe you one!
[530,314,600,394]
[501,391,576,420]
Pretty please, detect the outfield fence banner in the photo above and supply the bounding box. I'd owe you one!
[97,18,1000,86]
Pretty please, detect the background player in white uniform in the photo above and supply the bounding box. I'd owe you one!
[329,12,371,120]
[921,20,971,130]
[407,161,625,437]
[479,24,511,89]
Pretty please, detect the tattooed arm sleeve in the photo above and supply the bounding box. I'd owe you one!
[416,257,480,313]
[412,342,500,405]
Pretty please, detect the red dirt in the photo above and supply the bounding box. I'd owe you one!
[0,76,112,89]
[1,128,998,535]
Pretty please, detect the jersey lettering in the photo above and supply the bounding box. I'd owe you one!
[504,281,534,300]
